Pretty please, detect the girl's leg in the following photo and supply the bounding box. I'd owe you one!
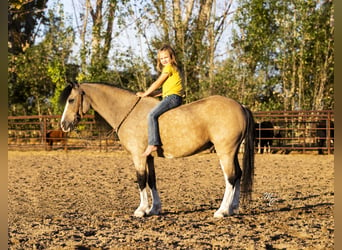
[145,95,182,155]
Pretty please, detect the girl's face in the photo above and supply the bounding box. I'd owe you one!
[159,51,171,66]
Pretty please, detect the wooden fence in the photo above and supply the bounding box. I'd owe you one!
[8,110,334,154]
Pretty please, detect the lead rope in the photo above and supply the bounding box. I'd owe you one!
[114,97,141,135]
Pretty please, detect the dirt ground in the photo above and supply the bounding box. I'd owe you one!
[8,150,334,249]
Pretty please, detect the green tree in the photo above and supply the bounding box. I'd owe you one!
[130,0,234,102]
[8,0,49,54]
[8,3,75,115]
[77,0,129,82]
[231,0,334,111]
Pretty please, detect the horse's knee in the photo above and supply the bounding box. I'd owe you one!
[146,155,157,189]
[136,170,147,190]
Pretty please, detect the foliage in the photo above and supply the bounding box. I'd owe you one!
[8,44,52,115]
[231,0,334,111]
[7,0,334,115]
[8,0,49,54]
[8,2,75,116]
[45,6,75,114]
[129,0,235,102]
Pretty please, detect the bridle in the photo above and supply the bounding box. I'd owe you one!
[76,88,85,119]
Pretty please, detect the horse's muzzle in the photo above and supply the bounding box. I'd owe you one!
[61,121,72,132]
[61,115,80,132]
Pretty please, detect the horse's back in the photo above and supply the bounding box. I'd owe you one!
[162,95,245,127]
[158,95,246,157]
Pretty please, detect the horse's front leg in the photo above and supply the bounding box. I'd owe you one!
[146,155,162,215]
[132,155,161,217]
[133,155,149,217]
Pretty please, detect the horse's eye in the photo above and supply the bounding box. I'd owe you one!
[68,99,75,104]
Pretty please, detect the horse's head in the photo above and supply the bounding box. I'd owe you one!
[60,82,90,132]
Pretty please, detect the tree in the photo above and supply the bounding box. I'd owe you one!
[8,3,75,115]
[77,0,129,82]
[130,0,234,102]
[8,0,49,54]
[231,0,334,111]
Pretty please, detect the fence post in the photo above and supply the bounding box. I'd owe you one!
[43,117,47,151]
[327,111,331,155]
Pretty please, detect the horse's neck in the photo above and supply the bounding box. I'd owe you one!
[82,84,136,128]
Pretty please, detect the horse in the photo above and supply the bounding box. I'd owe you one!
[46,129,68,151]
[316,120,334,155]
[59,82,255,218]
[255,121,275,154]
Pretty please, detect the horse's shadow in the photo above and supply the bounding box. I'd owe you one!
[153,199,333,218]
[249,202,334,216]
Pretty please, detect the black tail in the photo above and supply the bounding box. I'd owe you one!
[241,106,255,206]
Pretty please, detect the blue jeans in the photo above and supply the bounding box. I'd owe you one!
[148,94,182,146]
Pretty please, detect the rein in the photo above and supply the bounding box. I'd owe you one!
[115,97,141,134]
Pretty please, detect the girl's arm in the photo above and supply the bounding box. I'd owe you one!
[149,89,162,97]
[136,72,169,97]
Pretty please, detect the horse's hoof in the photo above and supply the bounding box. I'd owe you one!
[214,211,224,218]
[147,206,162,216]
[134,209,146,217]
[214,209,229,218]
[231,208,239,215]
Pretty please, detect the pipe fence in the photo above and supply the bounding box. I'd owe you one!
[8,110,334,154]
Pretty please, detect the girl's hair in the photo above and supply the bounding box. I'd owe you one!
[156,44,178,72]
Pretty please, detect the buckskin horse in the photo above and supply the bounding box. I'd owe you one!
[59,82,255,218]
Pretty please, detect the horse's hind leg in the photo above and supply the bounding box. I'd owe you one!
[214,152,242,218]
[146,155,162,215]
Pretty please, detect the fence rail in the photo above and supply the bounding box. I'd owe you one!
[253,110,334,154]
[8,110,334,154]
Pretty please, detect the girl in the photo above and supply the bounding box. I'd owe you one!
[136,44,183,156]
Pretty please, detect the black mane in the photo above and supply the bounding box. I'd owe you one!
[58,84,73,107]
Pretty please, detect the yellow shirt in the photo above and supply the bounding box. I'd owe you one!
[161,64,183,98]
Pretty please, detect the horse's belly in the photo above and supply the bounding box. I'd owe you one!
[160,132,210,158]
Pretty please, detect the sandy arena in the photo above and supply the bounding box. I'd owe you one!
[8,150,334,249]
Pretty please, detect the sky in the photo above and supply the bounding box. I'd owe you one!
[46,0,236,66]
[47,0,154,67]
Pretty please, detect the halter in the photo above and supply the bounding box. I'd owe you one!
[115,97,141,134]
[77,88,85,119]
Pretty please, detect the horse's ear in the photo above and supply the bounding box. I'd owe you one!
[69,81,80,89]
[72,82,80,89]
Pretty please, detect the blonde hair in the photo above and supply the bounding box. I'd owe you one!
[156,44,178,72]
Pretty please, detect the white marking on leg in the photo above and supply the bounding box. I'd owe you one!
[132,155,150,217]
[134,188,149,217]
[214,160,236,218]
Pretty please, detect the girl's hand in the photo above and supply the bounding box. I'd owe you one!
[136,92,145,97]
